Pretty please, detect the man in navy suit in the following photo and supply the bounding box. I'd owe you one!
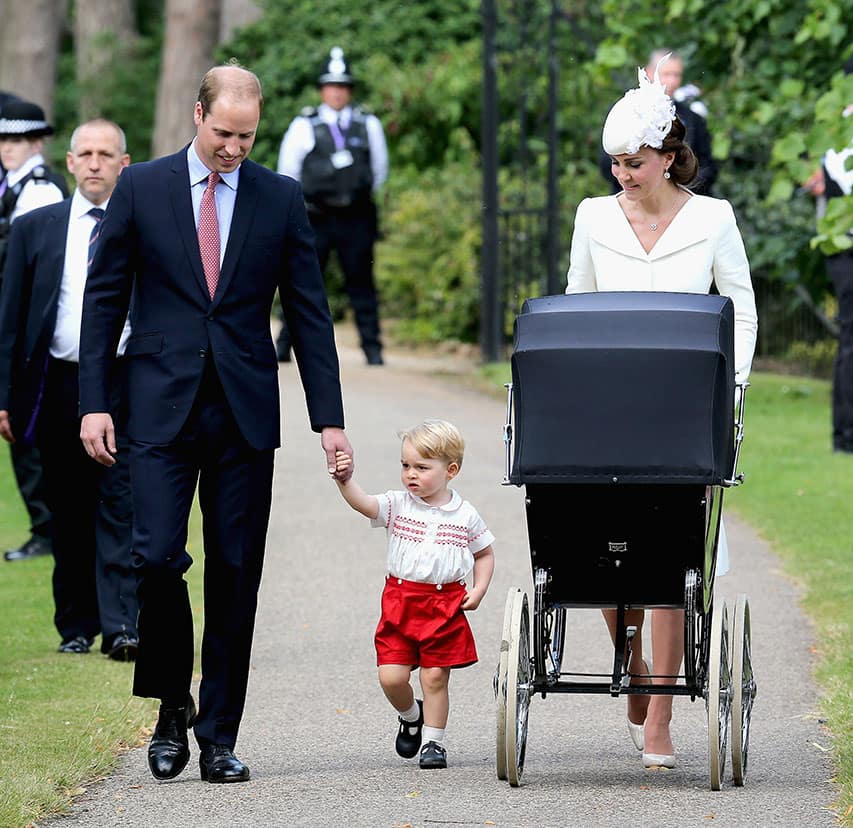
[79,65,353,784]
[0,119,138,659]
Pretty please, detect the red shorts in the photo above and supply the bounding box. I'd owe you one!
[375,577,478,669]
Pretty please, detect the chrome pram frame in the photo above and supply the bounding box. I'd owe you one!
[495,379,756,791]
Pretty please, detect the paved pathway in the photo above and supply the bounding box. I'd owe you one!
[53,336,838,827]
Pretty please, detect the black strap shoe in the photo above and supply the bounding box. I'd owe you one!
[395,699,424,758]
[148,695,197,780]
[199,745,250,783]
[419,740,447,769]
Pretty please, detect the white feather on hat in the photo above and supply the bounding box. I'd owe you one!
[602,55,676,156]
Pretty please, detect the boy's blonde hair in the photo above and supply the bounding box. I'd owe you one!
[399,419,465,469]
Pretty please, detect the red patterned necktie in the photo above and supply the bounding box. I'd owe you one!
[198,171,220,299]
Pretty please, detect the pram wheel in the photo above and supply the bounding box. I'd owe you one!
[707,598,731,790]
[495,587,518,780]
[730,594,756,786]
[506,589,531,786]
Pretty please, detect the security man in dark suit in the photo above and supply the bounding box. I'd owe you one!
[0,99,69,563]
[0,119,138,659]
[277,47,389,365]
[79,65,352,784]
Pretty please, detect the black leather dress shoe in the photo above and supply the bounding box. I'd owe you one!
[363,345,384,366]
[199,745,251,783]
[148,696,197,780]
[103,632,139,661]
[58,635,94,654]
[4,534,52,562]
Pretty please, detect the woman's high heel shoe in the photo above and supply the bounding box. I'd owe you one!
[642,752,676,769]
[627,658,652,751]
[628,720,645,751]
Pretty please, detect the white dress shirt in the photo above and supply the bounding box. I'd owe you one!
[277,103,388,190]
[5,153,64,223]
[51,190,132,361]
[187,140,239,266]
[370,489,495,584]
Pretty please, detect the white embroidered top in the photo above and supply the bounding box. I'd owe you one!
[370,489,495,584]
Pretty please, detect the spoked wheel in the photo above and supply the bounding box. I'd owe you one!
[706,598,731,791]
[730,594,756,786]
[495,587,518,780]
[506,589,532,787]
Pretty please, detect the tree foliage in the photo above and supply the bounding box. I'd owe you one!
[591,0,852,294]
[46,0,853,344]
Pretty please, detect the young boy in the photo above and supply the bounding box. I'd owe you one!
[333,419,495,769]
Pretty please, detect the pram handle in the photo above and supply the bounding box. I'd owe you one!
[723,381,749,487]
[502,383,514,485]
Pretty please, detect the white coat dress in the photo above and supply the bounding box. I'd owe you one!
[565,192,759,575]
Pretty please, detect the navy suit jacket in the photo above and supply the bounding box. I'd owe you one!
[79,149,344,450]
[0,198,72,431]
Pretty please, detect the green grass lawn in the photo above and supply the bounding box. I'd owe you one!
[482,365,852,820]
[0,452,203,828]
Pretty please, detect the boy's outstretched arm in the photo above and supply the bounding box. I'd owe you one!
[333,451,380,519]
[462,545,495,611]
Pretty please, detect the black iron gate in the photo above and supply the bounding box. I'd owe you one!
[481,0,563,362]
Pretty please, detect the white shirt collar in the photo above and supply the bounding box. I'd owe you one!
[6,152,47,187]
[407,489,462,512]
[70,188,110,220]
[318,103,352,126]
[187,139,239,190]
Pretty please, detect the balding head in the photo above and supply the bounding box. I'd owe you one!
[196,63,264,120]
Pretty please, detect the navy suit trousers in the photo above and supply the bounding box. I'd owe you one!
[130,357,274,749]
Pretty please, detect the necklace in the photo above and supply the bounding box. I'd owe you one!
[646,196,686,232]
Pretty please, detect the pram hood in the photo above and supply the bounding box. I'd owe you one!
[510,291,735,485]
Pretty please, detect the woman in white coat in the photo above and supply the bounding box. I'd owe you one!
[566,58,758,770]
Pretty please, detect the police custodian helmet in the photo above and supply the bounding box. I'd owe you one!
[318,47,354,86]
[0,99,54,139]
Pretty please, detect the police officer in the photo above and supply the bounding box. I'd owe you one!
[0,99,68,562]
[277,47,389,365]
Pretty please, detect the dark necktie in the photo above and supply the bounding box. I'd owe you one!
[87,207,105,272]
[198,171,221,299]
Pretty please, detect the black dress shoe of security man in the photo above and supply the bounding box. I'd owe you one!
[199,744,251,783]
[4,534,52,562]
[102,632,139,662]
[148,696,197,780]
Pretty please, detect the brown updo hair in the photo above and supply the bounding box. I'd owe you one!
[659,116,699,187]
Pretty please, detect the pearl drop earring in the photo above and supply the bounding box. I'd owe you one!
[664,170,671,179]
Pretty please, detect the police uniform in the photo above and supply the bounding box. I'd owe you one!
[823,141,853,452]
[0,99,67,562]
[277,47,388,365]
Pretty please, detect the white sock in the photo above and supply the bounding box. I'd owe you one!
[422,726,445,747]
[399,701,420,723]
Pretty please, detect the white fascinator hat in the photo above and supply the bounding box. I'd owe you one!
[602,54,677,156]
